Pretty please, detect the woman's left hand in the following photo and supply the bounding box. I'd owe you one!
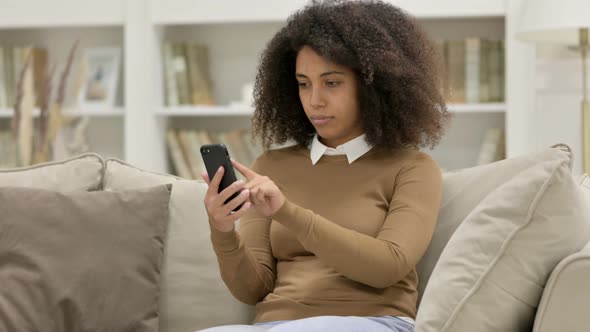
[232,159,285,217]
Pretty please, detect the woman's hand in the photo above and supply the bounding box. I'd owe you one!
[201,166,252,233]
[232,159,285,217]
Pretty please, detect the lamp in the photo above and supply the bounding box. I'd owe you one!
[517,0,590,174]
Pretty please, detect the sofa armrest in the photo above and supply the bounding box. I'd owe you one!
[533,242,590,332]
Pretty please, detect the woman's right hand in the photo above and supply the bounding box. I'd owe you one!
[201,166,252,233]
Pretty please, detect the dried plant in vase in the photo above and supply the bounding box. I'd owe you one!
[11,41,78,166]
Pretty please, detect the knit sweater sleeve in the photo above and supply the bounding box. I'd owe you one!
[271,152,443,288]
[209,159,276,305]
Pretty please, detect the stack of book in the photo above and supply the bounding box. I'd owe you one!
[436,38,505,104]
[162,42,215,106]
[166,128,263,180]
[0,46,48,108]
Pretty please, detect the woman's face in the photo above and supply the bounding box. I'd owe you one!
[295,46,364,148]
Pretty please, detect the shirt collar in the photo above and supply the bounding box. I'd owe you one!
[309,134,373,165]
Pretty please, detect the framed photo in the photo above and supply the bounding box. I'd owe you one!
[77,47,120,110]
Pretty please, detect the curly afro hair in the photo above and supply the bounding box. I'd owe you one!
[251,0,451,151]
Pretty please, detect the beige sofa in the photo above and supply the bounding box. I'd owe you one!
[1,144,589,332]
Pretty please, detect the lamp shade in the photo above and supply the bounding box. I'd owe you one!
[518,0,590,44]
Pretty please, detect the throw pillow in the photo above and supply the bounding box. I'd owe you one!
[102,159,255,332]
[416,145,572,303]
[0,153,104,191]
[0,184,171,332]
[415,149,590,331]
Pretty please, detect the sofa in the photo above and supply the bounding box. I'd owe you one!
[0,144,588,332]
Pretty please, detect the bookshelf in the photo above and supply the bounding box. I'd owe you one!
[0,21,126,162]
[0,0,536,174]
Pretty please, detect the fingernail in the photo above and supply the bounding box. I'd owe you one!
[217,166,223,172]
[241,189,249,195]
[245,202,251,209]
[237,180,244,185]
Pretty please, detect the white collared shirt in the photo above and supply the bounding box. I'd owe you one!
[309,134,373,165]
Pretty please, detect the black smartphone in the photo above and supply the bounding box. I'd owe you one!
[200,144,243,211]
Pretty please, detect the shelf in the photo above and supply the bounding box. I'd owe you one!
[448,103,506,113]
[0,107,125,118]
[156,103,505,118]
[157,105,254,117]
[0,0,124,29]
[151,0,505,25]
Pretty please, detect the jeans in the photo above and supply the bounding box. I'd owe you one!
[196,315,414,332]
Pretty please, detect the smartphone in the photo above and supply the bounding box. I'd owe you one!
[200,144,243,211]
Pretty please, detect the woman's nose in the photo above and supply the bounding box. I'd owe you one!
[309,86,325,108]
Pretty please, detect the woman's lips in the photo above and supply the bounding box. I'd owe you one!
[311,116,334,126]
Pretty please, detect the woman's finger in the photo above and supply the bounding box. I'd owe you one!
[231,159,258,181]
[200,172,210,184]
[249,187,263,206]
[221,189,251,215]
[215,180,245,205]
[256,187,266,203]
[224,201,252,221]
[243,176,265,191]
[206,166,225,196]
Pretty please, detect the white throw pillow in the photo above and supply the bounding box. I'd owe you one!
[415,150,590,331]
[102,159,255,332]
[416,146,572,303]
[0,153,103,191]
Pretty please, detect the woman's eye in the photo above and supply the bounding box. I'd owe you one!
[298,82,309,88]
[326,81,340,87]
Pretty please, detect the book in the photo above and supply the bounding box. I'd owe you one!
[172,43,191,105]
[446,40,466,103]
[465,38,480,103]
[162,42,179,106]
[0,48,6,108]
[186,43,215,105]
[177,129,201,179]
[166,129,192,178]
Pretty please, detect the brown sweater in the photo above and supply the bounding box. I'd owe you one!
[210,144,442,323]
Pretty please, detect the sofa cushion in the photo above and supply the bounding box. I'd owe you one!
[0,153,103,191]
[0,184,171,332]
[416,145,573,304]
[415,150,590,331]
[102,159,255,332]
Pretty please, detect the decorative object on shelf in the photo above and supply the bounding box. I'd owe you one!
[77,47,120,112]
[53,116,91,160]
[0,46,48,109]
[229,82,254,108]
[518,0,590,174]
[12,41,78,167]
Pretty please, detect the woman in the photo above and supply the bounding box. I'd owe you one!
[199,0,450,331]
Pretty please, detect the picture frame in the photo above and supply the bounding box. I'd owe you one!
[77,47,120,111]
